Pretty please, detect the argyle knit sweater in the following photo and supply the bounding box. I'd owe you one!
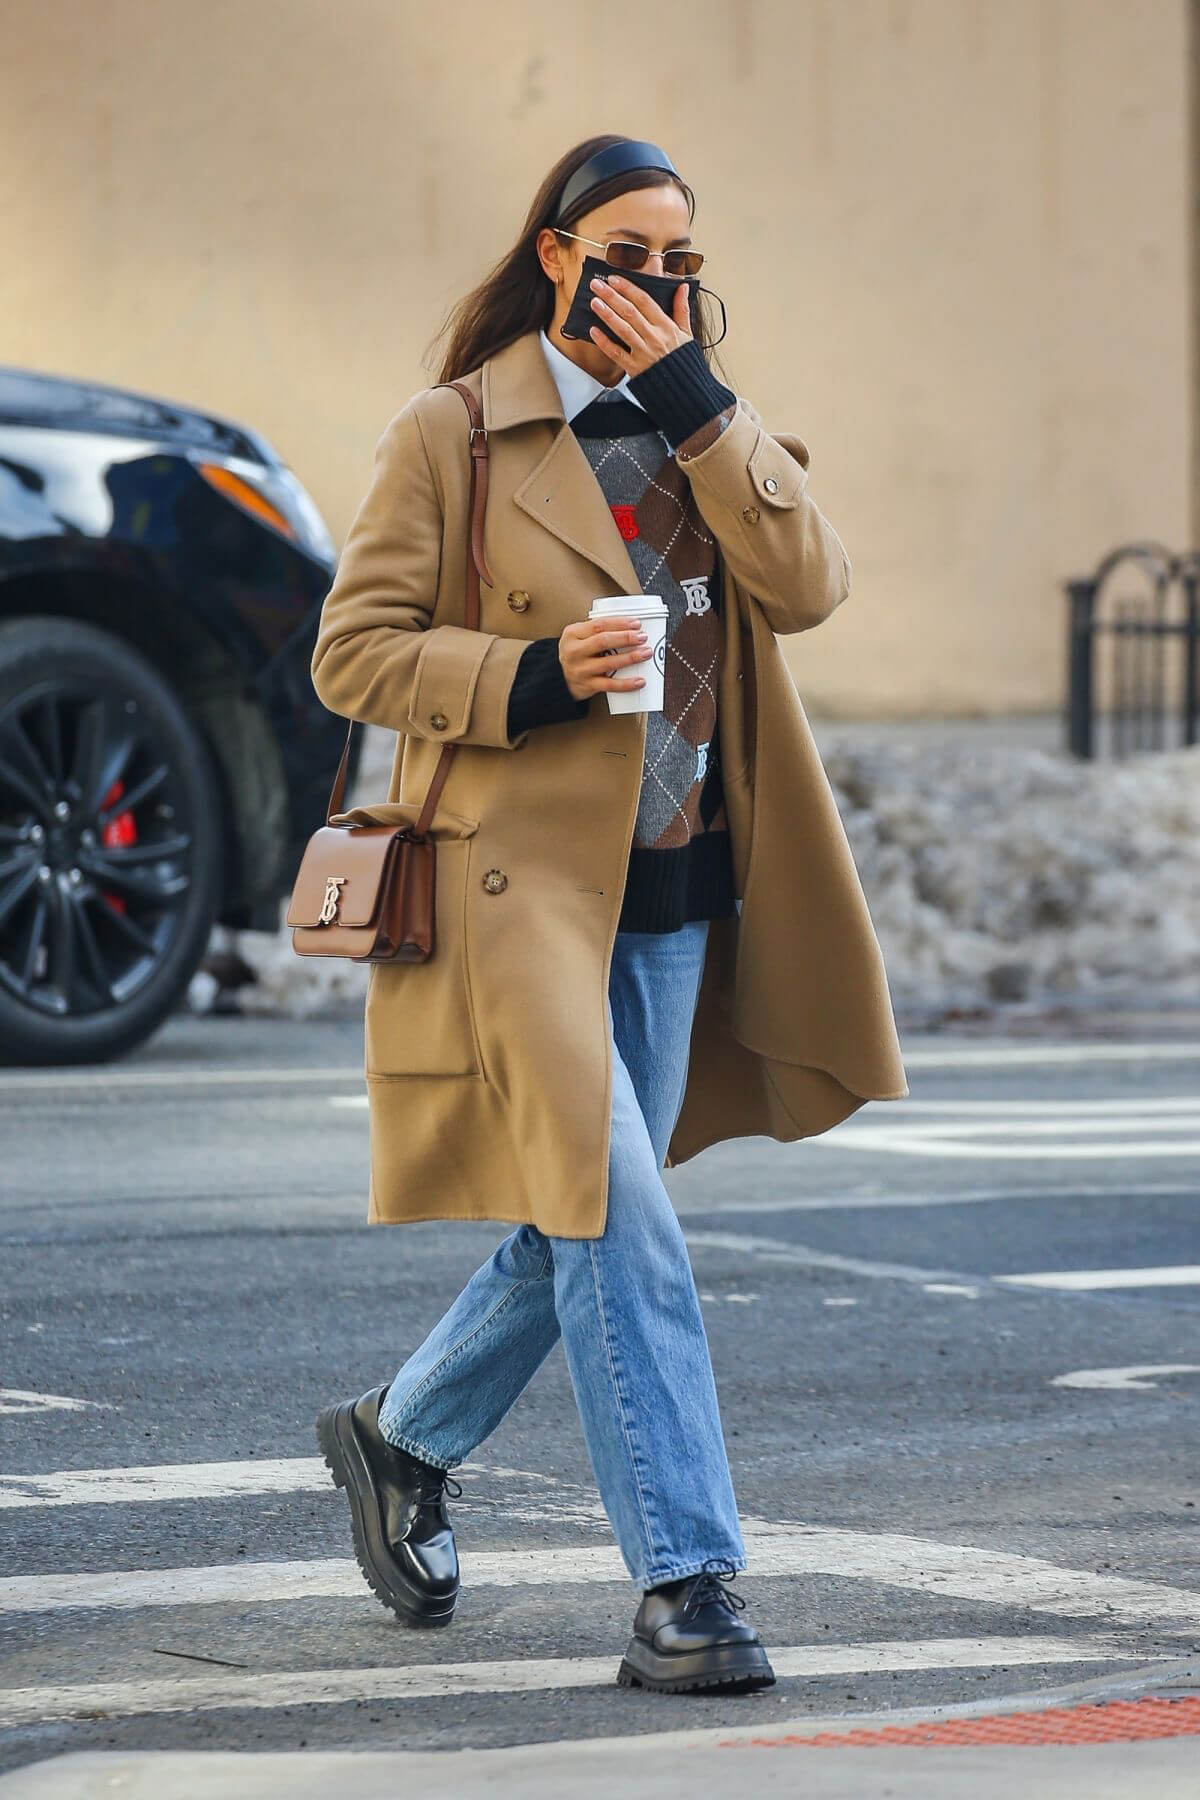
[505,338,740,934]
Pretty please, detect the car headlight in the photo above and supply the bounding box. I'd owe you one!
[194,456,337,568]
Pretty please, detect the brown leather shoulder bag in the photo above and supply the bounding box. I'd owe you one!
[286,379,490,962]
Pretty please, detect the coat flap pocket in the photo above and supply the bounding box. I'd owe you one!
[327,802,480,840]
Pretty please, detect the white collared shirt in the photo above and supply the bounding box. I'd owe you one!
[539,328,649,424]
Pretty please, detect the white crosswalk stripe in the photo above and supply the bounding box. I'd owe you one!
[3,1458,1200,1627]
[0,1457,612,1542]
[5,1533,1200,1626]
[3,1455,1196,1726]
[0,1639,1141,1728]
[999,1266,1200,1290]
[818,1097,1200,1161]
[0,1455,336,1509]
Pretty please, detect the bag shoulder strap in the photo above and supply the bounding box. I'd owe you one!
[324,379,490,827]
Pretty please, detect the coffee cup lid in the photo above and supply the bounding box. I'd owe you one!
[589,594,667,616]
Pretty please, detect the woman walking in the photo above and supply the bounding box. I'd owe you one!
[310,134,908,1695]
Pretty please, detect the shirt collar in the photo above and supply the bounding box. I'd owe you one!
[539,328,647,424]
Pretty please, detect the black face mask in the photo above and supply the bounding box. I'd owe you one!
[558,253,727,352]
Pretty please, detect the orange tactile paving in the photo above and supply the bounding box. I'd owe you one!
[726,1695,1200,1749]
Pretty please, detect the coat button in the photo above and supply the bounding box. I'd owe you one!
[742,504,761,525]
[507,589,531,611]
[429,712,449,731]
[763,477,779,494]
[482,868,508,894]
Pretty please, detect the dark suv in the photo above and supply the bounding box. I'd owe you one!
[0,365,354,1064]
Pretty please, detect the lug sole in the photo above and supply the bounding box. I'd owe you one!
[616,1638,776,1696]
[316,1403,458,1629]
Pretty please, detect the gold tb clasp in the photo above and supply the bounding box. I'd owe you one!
[319,875,347,924]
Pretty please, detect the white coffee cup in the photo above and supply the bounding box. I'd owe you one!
[588,594,668,714]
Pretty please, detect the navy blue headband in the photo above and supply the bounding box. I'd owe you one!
[553,141,681,225]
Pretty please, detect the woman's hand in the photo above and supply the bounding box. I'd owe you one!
[558,617,653,701]
[588,273,692,378]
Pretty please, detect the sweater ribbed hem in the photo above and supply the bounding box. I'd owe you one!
[616,830,736,934]
[626,338,737,449]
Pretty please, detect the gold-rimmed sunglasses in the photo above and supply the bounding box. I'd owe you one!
[555,229,705,278]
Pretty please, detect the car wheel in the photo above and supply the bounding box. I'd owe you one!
[0,616,223,1064]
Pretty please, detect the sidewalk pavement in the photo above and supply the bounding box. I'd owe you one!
[893,998,1200,1038]
[4,1657,1197,1799]
[807,709,1069,754]
[353,711,1076,787]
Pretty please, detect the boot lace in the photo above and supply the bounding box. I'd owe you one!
[416,1467,462,1512]
[680,1562,746,1621]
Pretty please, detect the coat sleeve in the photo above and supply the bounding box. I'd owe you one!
[674,395,852,636]
[309,398,532,750]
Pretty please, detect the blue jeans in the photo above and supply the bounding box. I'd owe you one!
[377,918,747,1589]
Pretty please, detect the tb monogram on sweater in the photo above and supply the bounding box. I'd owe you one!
[506,336,739,935]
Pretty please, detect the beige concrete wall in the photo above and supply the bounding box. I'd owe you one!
[1,0,1189,716]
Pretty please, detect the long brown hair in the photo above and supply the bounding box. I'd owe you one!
[425,135,730,387]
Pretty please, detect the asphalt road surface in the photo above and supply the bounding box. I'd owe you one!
[1,1009,1198,1775]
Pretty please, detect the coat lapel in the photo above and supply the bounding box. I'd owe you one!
[483,330,642,597]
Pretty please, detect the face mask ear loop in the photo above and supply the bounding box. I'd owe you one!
[694,286,728,349]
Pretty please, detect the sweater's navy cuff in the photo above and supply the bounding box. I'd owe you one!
[506,636,590,737]
[627,338,737,449]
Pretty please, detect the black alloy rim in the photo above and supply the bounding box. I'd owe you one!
[0,679,196,1018]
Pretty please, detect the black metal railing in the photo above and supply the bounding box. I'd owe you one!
[1065,542,1200,758]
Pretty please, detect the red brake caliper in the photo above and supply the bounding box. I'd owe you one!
[98,779,137,914]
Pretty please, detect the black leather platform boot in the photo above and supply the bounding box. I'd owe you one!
[618,1568,776,1694]
[316,1382,460,1627]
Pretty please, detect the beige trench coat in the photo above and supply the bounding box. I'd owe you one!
[310,327,908,1238]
